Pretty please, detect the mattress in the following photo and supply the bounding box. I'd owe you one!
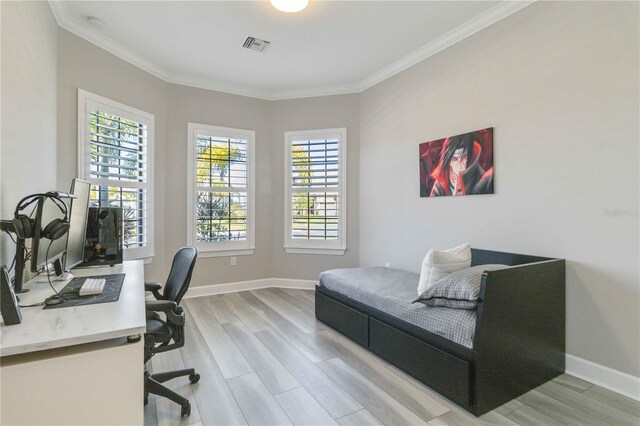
[319,267,476,349]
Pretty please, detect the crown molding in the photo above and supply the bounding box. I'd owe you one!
[357,0,536,92]
[49,1,172,81]
[166,72,274,100]
[48,0,535,101]
[269,82,362,101]
[48,0,66,26]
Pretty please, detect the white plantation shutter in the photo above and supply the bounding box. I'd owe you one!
[291,139,339,240]
[78,90,155,260]
[89,111,148,182]
[187,124,255,256]
[285,129,347,255]
[194,135,248,242]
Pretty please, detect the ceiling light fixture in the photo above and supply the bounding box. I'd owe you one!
[270,0,309,13]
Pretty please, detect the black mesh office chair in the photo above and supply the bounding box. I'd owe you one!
[144,246,199,417]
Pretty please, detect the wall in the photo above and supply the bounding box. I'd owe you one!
[165,84,273,286]
[54,29,358,286]
[271,96,360,279]
[164,89,361,286]
[0,1,58,279]
[358,1,639,377]
[57,29,168,281]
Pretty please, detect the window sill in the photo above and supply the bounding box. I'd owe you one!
[284,247,346,256]
[197,248,255,258]
[124,253,155,264]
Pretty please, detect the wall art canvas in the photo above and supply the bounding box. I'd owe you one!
[419,127,494,197]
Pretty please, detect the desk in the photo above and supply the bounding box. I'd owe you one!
[0,261,146,425]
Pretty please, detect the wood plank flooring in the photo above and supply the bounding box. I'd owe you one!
[144,289,640,425]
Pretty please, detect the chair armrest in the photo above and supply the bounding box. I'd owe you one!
[145,300,176,313]
[145,282,162,291]
[145,282,163,299]
[145,300,184,326]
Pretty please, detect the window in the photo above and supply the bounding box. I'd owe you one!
[284,128,347,255]
[187,123,255,256]
[78,89,154,260]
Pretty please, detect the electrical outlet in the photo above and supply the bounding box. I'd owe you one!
[230,257,237,266]
[385,263,390,268]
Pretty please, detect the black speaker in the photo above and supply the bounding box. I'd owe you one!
[1,266,22,325]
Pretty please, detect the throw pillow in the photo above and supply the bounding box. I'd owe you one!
[417,243,471,297]
[414,264,509,309]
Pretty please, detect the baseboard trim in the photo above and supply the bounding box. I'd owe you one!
[566,354,640,401]
[269,278,318,290]
[184,277,317,298]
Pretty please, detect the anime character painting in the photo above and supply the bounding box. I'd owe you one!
[419,127,494,197]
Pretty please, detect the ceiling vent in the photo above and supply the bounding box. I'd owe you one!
[242,36,270,53]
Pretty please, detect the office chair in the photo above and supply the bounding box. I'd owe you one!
[144,246,199,417]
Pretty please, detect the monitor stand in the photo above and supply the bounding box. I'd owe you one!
[13,236,28,294]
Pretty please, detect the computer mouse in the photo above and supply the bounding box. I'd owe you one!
[44,295,64,306]
[59,272,74,281]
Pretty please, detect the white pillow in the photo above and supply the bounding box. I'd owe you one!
[417,243,472,297]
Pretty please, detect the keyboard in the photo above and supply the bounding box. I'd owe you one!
[79,278,106,296]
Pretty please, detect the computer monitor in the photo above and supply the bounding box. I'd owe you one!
[82,207,123,266]
[65,179,91,269]
[30,195,69,274]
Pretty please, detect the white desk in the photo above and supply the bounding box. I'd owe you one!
[0,261,146,425]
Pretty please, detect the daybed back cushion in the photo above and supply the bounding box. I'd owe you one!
[417,243,472,296]
[415,264,508,309]
[319,267,477,348]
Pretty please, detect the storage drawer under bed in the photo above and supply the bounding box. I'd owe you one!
[368,318,471,407]
[315,291,369,347]
[316,289,471,408]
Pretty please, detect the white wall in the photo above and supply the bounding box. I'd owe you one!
[271,95,360,279]
[358,1,639,377]
[0,1,58,280]
[165,84,274,286]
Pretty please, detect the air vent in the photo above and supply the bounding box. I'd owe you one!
[242,36,270,53]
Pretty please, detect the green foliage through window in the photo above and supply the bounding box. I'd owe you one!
[195,135,248,242]
[290,138,340,240]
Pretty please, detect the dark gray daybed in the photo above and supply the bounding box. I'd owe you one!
[315,248,565,416]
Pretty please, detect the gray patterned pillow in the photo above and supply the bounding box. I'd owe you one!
[413,264,508,309]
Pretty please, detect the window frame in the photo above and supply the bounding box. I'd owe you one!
[284,128,347,255]
[77,89,155,261]
[187,123,256,257]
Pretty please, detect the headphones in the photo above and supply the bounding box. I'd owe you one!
[13,193,70,241]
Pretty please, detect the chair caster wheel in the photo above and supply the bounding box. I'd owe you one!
[189,373,200,383]
[181,404,191,417]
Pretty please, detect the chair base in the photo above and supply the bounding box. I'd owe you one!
[144,368,200,417]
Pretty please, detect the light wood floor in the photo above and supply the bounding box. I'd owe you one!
[144,288,640,426]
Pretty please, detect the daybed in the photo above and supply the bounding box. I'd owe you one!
[315,248,565,416]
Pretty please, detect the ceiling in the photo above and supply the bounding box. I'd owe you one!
[50,1,533,100]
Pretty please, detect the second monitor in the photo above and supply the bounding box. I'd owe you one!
[82,207,123,267]
[65,179,92,270]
